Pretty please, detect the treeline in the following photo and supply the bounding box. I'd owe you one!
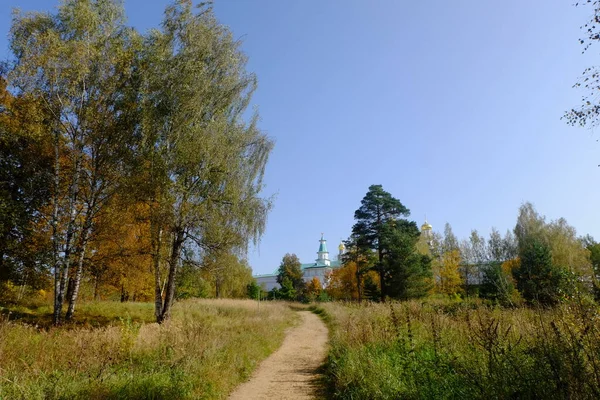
[0,0,272,325]
[324,185,598,305]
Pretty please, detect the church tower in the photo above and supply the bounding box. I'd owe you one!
[338,240,345,261]
[421,217,433,246]
[316,233,330,266]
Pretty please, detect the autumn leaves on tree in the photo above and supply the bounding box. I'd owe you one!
[3,0,272,324]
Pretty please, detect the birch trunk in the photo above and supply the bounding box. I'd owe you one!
[54,153,81,323]
[158,228,184,323]
[65,216,91,321]
[52,130,62,325]
[153,225,164,322]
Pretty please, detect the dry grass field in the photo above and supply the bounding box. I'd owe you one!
[0,299,297,399]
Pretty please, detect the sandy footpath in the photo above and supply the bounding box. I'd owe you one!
[229,310,329,400]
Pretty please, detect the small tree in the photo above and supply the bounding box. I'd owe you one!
[276,253,305,300]
[514,239,571,305]
[385,220,433,299]
[351,185,410,301]
[247,281,262,299]
[305,277,322,302]
[436,250,464,296]
[480,259,520,305]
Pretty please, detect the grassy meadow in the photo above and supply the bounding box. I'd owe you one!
[314,299,600,400]
[0,299,296,399]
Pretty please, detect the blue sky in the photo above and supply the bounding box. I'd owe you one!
[1,1,599,275]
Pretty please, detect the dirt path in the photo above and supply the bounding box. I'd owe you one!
[229,310,329,400]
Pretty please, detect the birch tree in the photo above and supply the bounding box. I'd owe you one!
[9,0,141,324]
[141,0,272,323]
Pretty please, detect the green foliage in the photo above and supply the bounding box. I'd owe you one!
[317,290,331,302]
[246,281,262,299]
[586,240,600,300]
[480,261,520,305]
[276,253,304,300]
[278,277,297,301]
[140,0,273,322]
[0,84,53,286]
[351,185,431,301]
[386,220,433,299]
[3,0,273,322]
[363,274,381,301]
[515,239,573,305]
[176,262,210,300]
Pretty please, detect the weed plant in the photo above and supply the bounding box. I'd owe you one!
[317,298,600,399]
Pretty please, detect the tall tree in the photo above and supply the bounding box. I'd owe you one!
[351,184,410,301]
[140,0,272,323]
[277,253,306,294]
[442,223,460,254]
[514,238,569,305]
[385,219,433,299]
[9,0,142,324]
[436,249,463,296]
[460,229,486,295]
[341,234,374,302]
[514,202,546,254]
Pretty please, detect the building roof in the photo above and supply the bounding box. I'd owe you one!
[254,260,341,278]
[318,233,328,253]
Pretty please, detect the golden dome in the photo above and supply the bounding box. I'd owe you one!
[421,221,432,231]
[338,241,345,251]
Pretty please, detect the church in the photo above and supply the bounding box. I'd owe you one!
[254,234,345,291]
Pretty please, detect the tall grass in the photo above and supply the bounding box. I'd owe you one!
[317,299,600,399]
[0,299,296,399]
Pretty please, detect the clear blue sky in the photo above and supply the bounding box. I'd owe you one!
[1,1,598,275]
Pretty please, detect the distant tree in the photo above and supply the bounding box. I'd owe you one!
[583,236,600,300]
[89,200,153,302]
[513,203,593,300]
[442,223,460,254]
[362,273,381,301]
[341,234,375,302]
[278,278,296,301]
[176,261,209,300]
[514,203,547,254]
[385,220,433,299]
[502,230,518,261]
[481,259,520,305]
[514,238,573,305]
[327,263,359,301]
[276,253,304,300]
[545,218,592,277]
[305,277,322,301]
[351,184,410,301]
[200,251,254,298]
[460,229,486,295]
[246,281,262,300]
[436,250,463,296]
[488,228,505,262]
